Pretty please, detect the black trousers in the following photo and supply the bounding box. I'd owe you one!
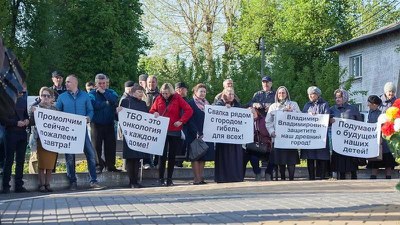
[159,135,182,180]
[2,130,27,189]
[90,123,117,170]
[126,158,141,185]
[0,134,5,169]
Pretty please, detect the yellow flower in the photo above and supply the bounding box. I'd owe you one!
[386,107,399,121]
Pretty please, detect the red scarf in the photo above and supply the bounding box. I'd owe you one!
[193,95,209,111]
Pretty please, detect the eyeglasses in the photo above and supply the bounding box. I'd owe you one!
[41,94,52,98]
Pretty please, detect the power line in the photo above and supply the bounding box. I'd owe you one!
[351,0,399,32]
[354,0,400,34]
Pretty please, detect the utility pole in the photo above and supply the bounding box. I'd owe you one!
[259,37,265,78]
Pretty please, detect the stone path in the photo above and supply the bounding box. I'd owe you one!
[0,180,399,224]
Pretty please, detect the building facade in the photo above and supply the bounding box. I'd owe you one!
[327,22,400,111]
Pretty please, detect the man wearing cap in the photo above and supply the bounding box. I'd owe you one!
[138,74,148,89]
[213,78,240,104]
[89,73,120,173]
[175,82,189,168]
[120,81,135,104]
[50,71,67,100]
[247,76,275,117]
[245,76,275,180]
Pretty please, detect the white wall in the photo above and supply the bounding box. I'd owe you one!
[338,31,400,111]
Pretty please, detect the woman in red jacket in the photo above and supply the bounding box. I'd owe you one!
[150,83,193,186]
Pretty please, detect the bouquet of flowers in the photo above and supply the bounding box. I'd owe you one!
[380,99,400,157]
[379,99,400,191]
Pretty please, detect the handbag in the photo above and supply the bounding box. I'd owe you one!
[245,119,269,157]
[189,138,209,161]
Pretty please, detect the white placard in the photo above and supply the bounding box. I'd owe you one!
[274,111,329,149]
[332,118,379,158]
[203,105,253,144]
[34,107,87,154]
[118,108,169,156]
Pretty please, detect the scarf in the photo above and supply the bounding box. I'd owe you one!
[193,95,209,111]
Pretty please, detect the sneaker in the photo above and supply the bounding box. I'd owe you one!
[96,167,103,174]
[89,182,104,190]
[69,182,77,191]
[166,179,174,186]
[143,164,151,170]
[158,179,166,186]
[15,186,29,193]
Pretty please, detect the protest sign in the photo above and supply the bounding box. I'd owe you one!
[202,105,253,144]
[118,108,169,156]
[34,107,87,154]
[274,111,329,149]
[332,118,379,158]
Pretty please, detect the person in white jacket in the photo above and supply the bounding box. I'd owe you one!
[265,86,300,180]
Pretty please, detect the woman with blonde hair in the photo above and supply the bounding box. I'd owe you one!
[29,87,58,192]
[150,83,193,186]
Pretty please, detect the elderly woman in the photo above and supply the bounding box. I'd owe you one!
[117,84,148,188]
[379,82,396,113]
[29,87,58,192]
[186,83,215,185]
[301,86,330,180]
[150,83,193,186]
[266,86,301,181]
[330,89,362,179]
[214,87,244,183]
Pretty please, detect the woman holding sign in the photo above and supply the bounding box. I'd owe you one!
[187,83,215,185]
[29,87,58,192]
[330,89,363,180]
[214,87,244,183]
[266,86,301,181]
[118,83,148,188]
[150,83,193,186]
[301,86,330,180]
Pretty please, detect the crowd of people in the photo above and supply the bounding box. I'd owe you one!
[0,71,398,193]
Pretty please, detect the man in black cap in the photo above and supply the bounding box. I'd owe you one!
[247,76,275,117]
[246,76,275,180]
[50,71,67,100]
[174,82,190,167]
[120,81,135,104]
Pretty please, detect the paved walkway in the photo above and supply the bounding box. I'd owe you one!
[0,180,399,224]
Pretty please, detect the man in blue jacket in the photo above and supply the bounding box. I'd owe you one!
[89,74,119,173]
[56,75,103,190]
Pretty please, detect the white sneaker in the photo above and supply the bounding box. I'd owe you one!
[89,182,105,190]
[143,164,150,169]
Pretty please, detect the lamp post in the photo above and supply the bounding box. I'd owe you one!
[259,37,265,78]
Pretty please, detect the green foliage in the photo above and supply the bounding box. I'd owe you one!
[1,0,150,95]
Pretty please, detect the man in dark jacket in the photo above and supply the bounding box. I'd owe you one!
[89,73,119,173]
[247,76,276,180]
[1,86,30,193]
[50,71,67,101]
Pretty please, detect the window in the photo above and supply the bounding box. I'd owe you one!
[350,55,362,78]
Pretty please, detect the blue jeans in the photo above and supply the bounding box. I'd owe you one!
[65,131,97,184]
